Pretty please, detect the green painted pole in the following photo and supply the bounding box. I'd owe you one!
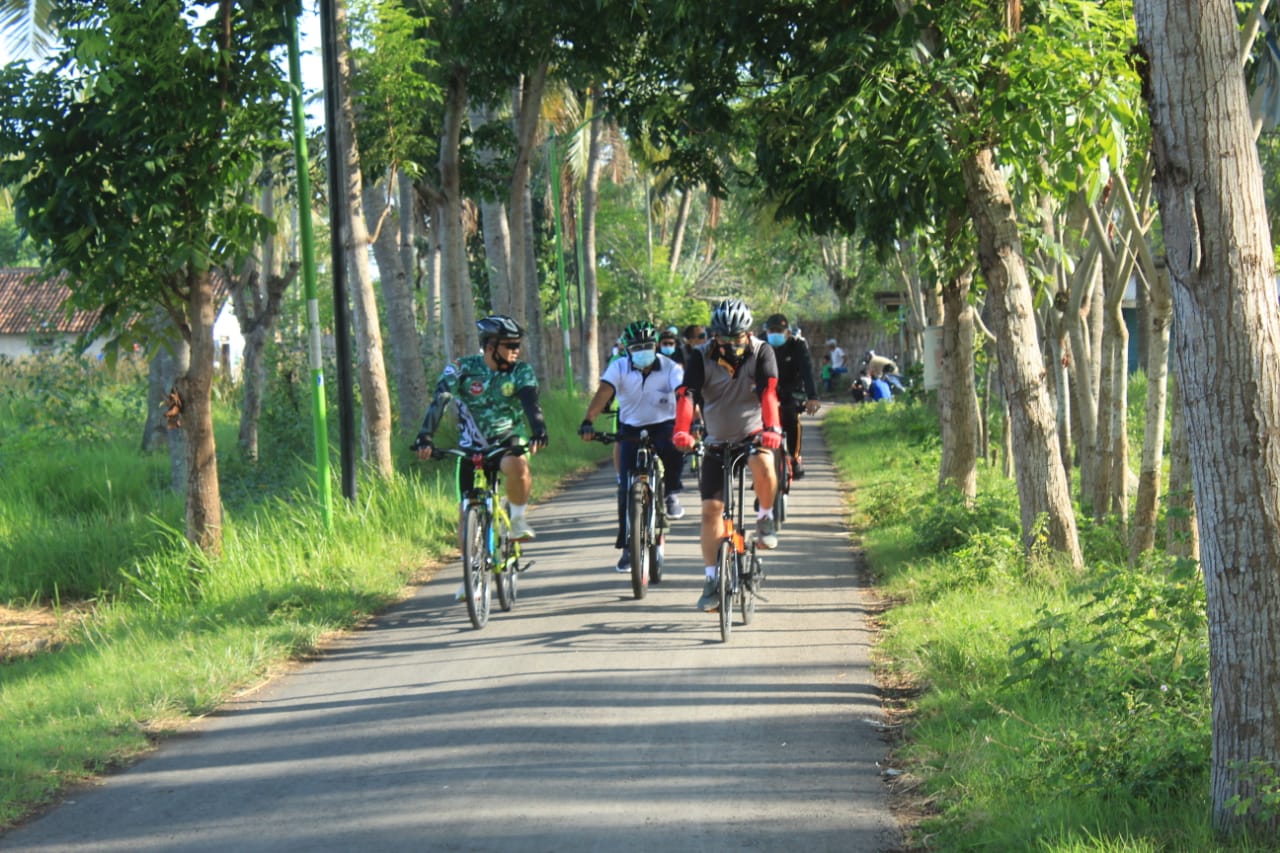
[548,136,576,393]
[285,5,334,529]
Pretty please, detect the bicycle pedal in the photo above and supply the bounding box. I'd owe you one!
[752,591,770,603]
[516,560,535,573]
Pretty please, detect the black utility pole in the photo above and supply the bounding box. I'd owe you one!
[318,0,357,501]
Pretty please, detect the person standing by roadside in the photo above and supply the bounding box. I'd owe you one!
[826,338,848,391]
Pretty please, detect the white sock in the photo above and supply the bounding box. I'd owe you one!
[510,503,527,519]
[705,565,717,579]
[757,507,773,520]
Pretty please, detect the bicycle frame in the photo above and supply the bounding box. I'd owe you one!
[593,430,666,597]
[436,444,524,629]
[705,438,765,642]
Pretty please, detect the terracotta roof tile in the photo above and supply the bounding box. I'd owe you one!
[0,268,102,335]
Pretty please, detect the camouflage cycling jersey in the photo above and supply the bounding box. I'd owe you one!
[427,354,538,449]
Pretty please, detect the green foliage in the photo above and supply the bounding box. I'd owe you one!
[826,401,1222,849]
[0,0,290,343]
[909,487,1021,556]
[0,201,38,265]
[0,348,611,825]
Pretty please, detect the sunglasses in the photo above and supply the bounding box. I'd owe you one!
[498,341,522,351]
[688,333,708,341]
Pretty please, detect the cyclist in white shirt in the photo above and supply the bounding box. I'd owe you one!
[579,320,687,573]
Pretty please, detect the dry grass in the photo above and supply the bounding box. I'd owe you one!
[0,604,90,662]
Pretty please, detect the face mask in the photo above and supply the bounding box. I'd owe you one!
[766,333,786,347]
[660,344,676,356]
[630,349,657,369]
[718,342,748,367]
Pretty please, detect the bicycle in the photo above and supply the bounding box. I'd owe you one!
[699,438,768,642]
[427,442,530,629]
[592,430,666,598]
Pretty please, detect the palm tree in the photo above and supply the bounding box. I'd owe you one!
[0,0,58,59]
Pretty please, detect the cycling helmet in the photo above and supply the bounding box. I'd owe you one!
[476,314,524,343]
[709,299,753,336]
[764,313,789,331]
[622,320,658,347]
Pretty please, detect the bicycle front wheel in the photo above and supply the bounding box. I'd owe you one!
[627,478,651,599]
[717,539,734,642]
[461,503,491,629]
[773,451,790,527]
[739,543,760,625]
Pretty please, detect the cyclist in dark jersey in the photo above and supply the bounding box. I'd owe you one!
[673,299,783,612]
[763,313,821,479]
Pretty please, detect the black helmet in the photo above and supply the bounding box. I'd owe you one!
[622,320,658,347]
[476,315,523,343]
[764,313,789,331]
[709,299,753,336]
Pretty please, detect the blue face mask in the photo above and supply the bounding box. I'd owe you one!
[766,333,786,347]
[659,344,676,356]
[630,349,657,369]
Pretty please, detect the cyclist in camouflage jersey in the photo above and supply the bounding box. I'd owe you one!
[413,315,548,541]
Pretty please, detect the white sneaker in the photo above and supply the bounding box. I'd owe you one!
[664,493,685,520]
[454,583,466,601]
[509,517,536,540]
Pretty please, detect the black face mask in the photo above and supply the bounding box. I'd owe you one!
[715,340,749,367]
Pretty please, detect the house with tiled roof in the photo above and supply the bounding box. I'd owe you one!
[0,268,106,358]
[0,268,245,369]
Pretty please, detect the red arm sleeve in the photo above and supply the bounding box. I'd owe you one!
[760,377,781,431]
[674,387,694,434]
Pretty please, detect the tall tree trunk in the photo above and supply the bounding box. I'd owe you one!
[1130,265,1172,564]
[521,174,547,382]
[469,101,513,314]
[580,102,604,387]
[177,268,223,556]
[231,178,296,462]
[506,68,547,320]
[1165,369,1199,560]
[1138,0,1280,834]
[333,0,393,477]
[668,188,693,275]
[440,65,473,360]
[365,180,428,436]
[415,186,447,365]
[962,148,1081,567]
[142,324,189,493]
[938,269,979,500]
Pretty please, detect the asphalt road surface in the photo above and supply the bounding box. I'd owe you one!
[3,412,900,852]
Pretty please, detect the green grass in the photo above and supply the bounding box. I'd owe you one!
[823,401,1276,851]
[0,354,610,828]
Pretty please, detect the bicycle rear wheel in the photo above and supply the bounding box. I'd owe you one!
[650,533,664,585]
[717,539,734,642]
[627,478,651,599]
[461,503,491,629]
[496,526,518,612]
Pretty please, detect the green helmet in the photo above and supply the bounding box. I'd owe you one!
[622,320,658,347]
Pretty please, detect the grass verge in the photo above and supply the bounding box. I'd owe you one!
[0,377,608,829]
[822,401,1275,851]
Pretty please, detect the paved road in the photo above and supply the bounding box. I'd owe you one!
[3,413,900,852]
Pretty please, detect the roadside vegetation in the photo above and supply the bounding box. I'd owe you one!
[825,400,1275,852]
[0,352,609,829]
